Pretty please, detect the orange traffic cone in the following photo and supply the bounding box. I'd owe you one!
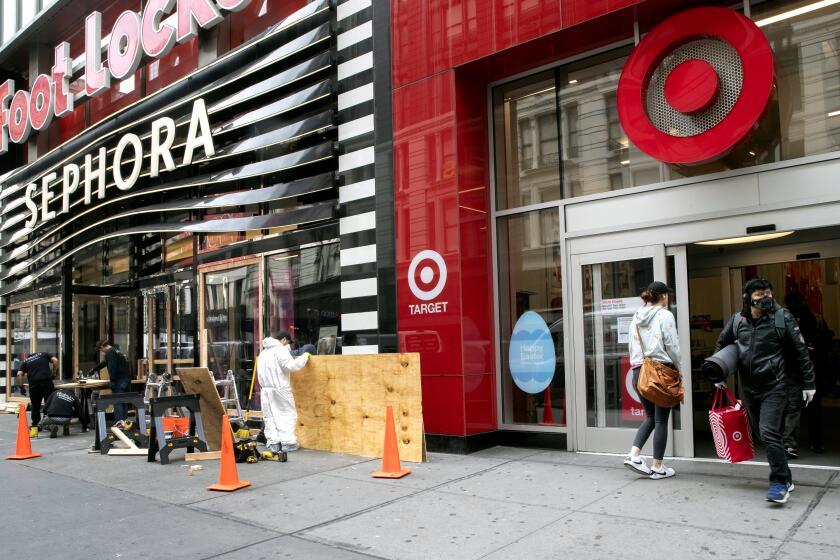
[371,405,410,479]
[7,404,42,460]
[541,387,554,425]
[208,415,250,492]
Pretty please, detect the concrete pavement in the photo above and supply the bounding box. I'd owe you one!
[1,414,838,560]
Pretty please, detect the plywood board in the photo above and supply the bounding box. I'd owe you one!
[176,367,227,451]
[290,353,425,463]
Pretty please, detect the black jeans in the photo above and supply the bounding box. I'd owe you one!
[632,367,672,461]
[28,380,55,427]
[110,378,131,422]
[745,386,791,485]
[782,381,802,450]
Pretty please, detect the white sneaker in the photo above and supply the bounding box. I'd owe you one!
[650,465,676,480]
[623,455,651,476]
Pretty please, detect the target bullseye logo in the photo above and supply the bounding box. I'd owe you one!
[617,7,774,165]
[733,431,743,442]
[408,250,447,301]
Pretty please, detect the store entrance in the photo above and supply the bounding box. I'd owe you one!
[73,295,137,379]
[687,227,840,467]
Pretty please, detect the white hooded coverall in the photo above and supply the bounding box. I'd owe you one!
[257,337,309,446]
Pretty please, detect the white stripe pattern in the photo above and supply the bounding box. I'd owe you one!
[338,115,375,141]
[338,83,374,111]
[340,244,376,266]
[341,277,378,299]
[338,52,373,81]
[342,311,378,331]
[339,179,376,204]
[337,21,372,51]
[337,0,372,22]
[340,211,376,235]
[338,146,375,172]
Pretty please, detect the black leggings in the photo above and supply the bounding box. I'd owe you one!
[632,367,672,461]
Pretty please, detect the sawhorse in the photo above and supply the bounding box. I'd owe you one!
[147,394,208,465]
[94,393,148,454]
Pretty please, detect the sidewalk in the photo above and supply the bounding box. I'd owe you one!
[1,414,837,560]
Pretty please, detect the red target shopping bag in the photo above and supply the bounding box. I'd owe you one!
[709,387,754,463]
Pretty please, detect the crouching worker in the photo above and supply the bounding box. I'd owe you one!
[39,389,89,438]
[257,331,310,454]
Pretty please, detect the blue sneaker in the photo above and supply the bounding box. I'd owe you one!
[767,482,790,504]
[788,481,795,493]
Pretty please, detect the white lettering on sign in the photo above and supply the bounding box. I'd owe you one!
[23,98,214,230]
[0,0,252,153]
[408,301,449,316]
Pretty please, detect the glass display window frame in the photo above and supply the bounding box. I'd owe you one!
[5,297,62,398]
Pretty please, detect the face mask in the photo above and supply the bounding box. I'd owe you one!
[751,296,774,311]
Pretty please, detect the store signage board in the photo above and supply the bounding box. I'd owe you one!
[0,0,252,154]
[598,297,641,316]
[407,250,449,316]
[21,97,215,230]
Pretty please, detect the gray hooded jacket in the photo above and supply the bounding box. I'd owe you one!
[629,305,681,369]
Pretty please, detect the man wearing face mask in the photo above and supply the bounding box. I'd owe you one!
[715,278,815,504]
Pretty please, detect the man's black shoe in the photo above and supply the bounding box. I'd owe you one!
[785,447,799,459]
[810,445,825,454]
[63,424,70,436]
[50,426,58,439]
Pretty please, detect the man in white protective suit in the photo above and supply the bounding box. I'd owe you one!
[257,331,311,453]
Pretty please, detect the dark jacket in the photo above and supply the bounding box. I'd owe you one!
[19,352,55,384]
[91,347,131,382]
[715,303,815,394]
[44,389,85,425]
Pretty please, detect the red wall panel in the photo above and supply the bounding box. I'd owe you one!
[392,0,655,437]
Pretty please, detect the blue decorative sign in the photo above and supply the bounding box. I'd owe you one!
[508,311,556,394]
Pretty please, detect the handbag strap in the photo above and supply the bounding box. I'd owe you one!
[633,307,663,357]
[712,387,739,411]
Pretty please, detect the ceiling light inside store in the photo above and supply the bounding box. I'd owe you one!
[696,231,794,246]
[754,0,840,27]
[829,110,840,117]
[568,79,578,84]
[620,159,630,165]
[749,151,756,156]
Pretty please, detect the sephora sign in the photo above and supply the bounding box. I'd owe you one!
[0,0,252,154]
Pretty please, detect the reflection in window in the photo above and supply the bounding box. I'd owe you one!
[498,209,565,426]
[204,264,259,382]
[494,72,561,210]
[35,302,61,359]
[755,0,840,161]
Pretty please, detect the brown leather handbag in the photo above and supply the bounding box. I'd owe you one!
[635,320,684,408]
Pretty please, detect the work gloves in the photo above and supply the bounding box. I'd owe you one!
[803,389,816,406]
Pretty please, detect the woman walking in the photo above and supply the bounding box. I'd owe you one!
[623,281,682,479]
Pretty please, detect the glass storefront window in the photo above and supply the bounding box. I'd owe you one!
[204,263,260,381]
[35,301,61,359]
[174,283,196,362]
[558,55,665,197]
[8,307,31,393]
[76,299,101,375]
[753,0,840,161]
[493,72,561,211]
[497,209,565,426]
[492,2,840,206]
[582,258,653,428]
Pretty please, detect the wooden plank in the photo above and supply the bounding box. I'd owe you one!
[110,427,141,449]
[107,448,147,456]
[185,451,221,461]
[176,367,227,451]
[290,353,424,463]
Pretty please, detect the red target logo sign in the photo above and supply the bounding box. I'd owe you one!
[617,7,774,165]
[408,250,447,301]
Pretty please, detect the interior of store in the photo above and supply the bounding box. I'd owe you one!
[688,225,840,467]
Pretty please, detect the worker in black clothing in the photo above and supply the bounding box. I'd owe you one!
[39,389,89,437]
[715,278,815,504]
[16,352,59,437]
[89,340,132,422]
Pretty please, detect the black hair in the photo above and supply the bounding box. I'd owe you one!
[742,277,773,316]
